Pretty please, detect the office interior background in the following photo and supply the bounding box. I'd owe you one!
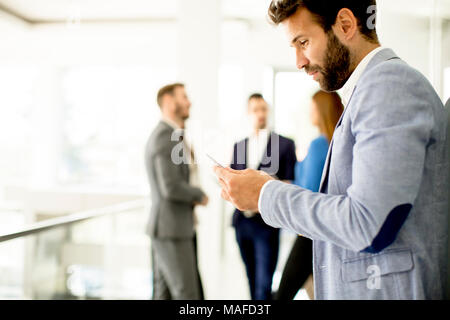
[0,0,449,300]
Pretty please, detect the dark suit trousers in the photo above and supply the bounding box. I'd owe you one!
[275,236,313,300]
[235,214,279,300]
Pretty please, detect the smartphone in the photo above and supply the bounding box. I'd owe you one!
[206,153,225,168]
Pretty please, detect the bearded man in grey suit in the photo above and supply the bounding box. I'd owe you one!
[215,0,448,300]
[145,83,208,300]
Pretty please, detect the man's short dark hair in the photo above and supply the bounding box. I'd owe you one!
[157,83,184,108]
[268,0,378,43]
[248,93,265,103]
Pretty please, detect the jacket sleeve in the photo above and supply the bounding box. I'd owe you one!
[259,62,434,253]
[154,140,205,204]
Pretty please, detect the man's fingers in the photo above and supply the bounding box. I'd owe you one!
[218,177,233,202]
[213,166,248,205]
[214,166,245,177]
[221,188,231,202]
[213,166,235,182]
[217,177,228,190]
[226,167,244,174]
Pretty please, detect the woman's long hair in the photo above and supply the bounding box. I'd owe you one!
[312,91,344,142]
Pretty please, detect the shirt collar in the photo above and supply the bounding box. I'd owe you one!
[249,128,271,139]
[338,46,385,107]
[161,117,182,130]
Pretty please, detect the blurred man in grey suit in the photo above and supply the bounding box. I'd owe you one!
[145,83,208,300]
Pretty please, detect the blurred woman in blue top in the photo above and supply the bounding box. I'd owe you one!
[276,90,344,300]
[294,136,329,191]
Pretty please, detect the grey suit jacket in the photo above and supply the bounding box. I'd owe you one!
[260,48,449,299]
[145,121,205,239]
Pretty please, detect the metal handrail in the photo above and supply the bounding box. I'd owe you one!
[0,198,147,243]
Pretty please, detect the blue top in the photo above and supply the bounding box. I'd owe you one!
[294,135,329,192]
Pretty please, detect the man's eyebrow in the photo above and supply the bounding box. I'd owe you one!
[290,34,305,46]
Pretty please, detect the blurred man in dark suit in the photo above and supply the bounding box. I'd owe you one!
[230,93,297,300]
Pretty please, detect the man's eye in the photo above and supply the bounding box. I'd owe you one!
[299,40,308,48]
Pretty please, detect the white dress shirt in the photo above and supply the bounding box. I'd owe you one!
[247,129,271,170]
[258,46,385,212]
[161,117,199,186]
[244,129,270,217]
[338,46,384,107]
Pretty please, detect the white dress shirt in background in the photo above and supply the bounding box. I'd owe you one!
[247,129,271,170]
[245,129,270,217]
[161,117,198,186]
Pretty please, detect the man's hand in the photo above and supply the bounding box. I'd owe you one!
[195,195,209,207]
[213,167,275,212]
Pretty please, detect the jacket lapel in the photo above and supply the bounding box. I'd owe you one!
[244,138,249,169]
[318,48,400,193]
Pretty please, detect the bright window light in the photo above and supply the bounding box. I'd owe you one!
[274,71,320,154]
[60,65,176,191]
[0,65,37,185]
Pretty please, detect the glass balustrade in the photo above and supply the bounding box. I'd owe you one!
[0,204,151,300]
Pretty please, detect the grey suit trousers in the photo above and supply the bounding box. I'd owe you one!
[151,236,203,300]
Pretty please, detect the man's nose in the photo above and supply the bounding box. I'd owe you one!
[296,49,309,70]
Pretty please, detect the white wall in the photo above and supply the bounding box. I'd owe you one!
[378,13,431,80]
[0,16,179,206]
[10,23,177,66]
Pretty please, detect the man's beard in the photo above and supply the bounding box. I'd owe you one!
[175,102,189,121]
[305,31,352,92]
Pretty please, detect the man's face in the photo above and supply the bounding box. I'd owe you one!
[283,7,352,92]
[248,98,269,130]
[173,86,191,120]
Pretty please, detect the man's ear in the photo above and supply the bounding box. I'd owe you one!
[333,8,358,41]
[162,94,173,110]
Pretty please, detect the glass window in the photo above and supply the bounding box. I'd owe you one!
[60,65,176,191]
[273,71,320,155]
[0,65,37,195]
[218,64,246,137]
